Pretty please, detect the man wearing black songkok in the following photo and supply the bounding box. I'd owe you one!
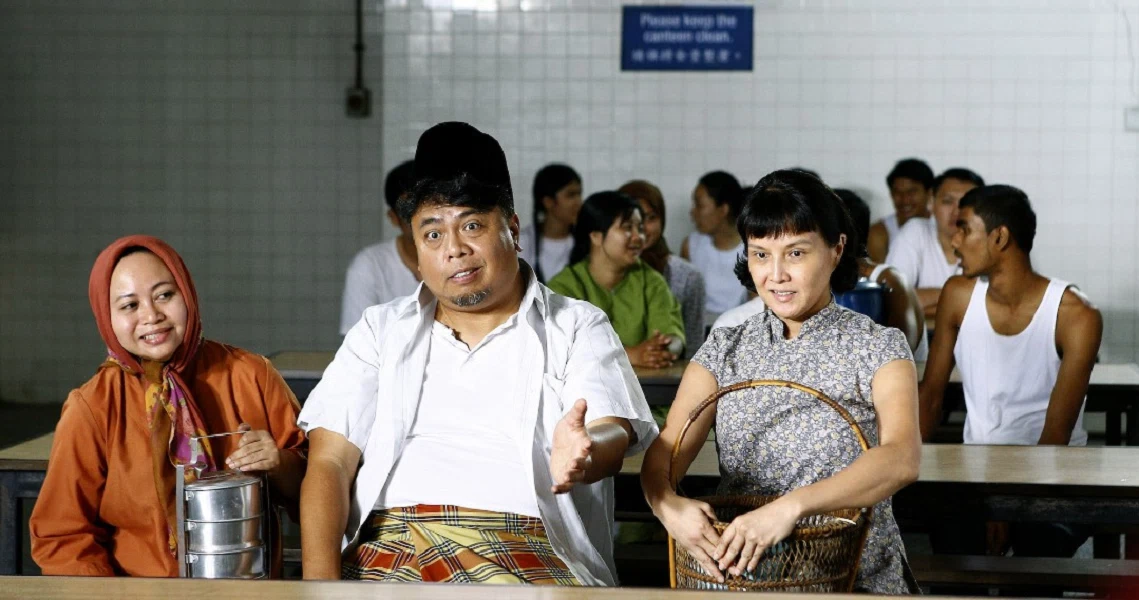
[298,122,658,585]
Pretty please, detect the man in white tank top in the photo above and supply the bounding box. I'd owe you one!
[918,184,1101,445]
[919,185,1101,558]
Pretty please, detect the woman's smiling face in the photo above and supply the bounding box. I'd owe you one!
[109,251,188,362]
[746,230,843,324]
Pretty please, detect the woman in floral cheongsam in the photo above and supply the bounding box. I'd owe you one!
[640,170,922,594]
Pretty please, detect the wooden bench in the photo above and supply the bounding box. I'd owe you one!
[908,554,1139,595]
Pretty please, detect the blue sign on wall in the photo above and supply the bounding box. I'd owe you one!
[621,5,753,72]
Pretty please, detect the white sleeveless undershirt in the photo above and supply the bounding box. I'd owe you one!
[954,277,1087,446]
[882,213,901,242]
[686,232,747,320]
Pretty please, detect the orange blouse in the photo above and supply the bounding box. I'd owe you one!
[30,341,307,577]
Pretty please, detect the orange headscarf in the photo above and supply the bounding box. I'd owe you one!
[88,234,216,557]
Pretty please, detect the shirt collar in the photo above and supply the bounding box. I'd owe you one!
[765,297,842,340]
[518,260,548,318]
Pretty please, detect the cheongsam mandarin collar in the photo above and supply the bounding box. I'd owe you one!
[765,298,842,340]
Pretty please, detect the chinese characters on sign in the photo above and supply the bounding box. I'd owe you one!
[621,5,753,72]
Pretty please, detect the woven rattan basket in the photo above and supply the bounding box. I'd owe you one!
[667,379,874,592]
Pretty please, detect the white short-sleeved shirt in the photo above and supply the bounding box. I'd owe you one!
[884,217,960,289]
[298,267,659,586]
[339,239,419,335]
[518,225,574,282]
[376,320,538,517]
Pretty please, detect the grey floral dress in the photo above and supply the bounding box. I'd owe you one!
[692,302,919,595]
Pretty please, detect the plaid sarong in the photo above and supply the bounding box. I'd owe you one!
[342,504,581,585]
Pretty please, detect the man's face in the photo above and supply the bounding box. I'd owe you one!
[952,205,996,278]
[888,177,932,225]
[412,203,521,310]
[932,178,977,240]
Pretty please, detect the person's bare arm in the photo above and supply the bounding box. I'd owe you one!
[797,359,921,504]
[1038,289,1102,445]
[867,222,889,263]
[640,362,723,580]
[549,401,636,493]
[300,428,362,580]
[583,417,635,482]
[916,288,943,321]
[641,362,718,506]
[878,267,925,352]
[918,275,973,440]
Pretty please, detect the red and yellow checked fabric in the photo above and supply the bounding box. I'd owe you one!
[342,504,580,585]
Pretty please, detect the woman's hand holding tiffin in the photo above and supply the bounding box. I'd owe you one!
[225,423,282,473]
[655,493,724,582]
[714,496,801,577]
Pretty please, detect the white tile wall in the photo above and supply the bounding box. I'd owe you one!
[1,0,1138,403]
[0,0,388,403]
[380,0,1139,360]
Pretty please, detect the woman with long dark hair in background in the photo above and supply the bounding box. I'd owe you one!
[519,164,583,283]
[681,171,749,326]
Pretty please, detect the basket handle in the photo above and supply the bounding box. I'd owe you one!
[668,379,871,491]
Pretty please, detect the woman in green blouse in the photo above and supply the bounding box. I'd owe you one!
[548,191,685,369]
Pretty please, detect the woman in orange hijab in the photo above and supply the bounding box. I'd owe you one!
[30,235,307,577]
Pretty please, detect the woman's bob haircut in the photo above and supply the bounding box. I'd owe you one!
[733,169,860,293]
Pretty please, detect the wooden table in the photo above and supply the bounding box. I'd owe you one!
[622,440,1139,486]
[0,435,51,471]
[0,434,51,575]
[621,441,1139,582]
[0,574,991,598]
[632,361,689,406]
[271,351,335,403]
[618,442,1139,552]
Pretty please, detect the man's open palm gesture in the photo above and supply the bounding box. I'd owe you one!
[550,398,592,494]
